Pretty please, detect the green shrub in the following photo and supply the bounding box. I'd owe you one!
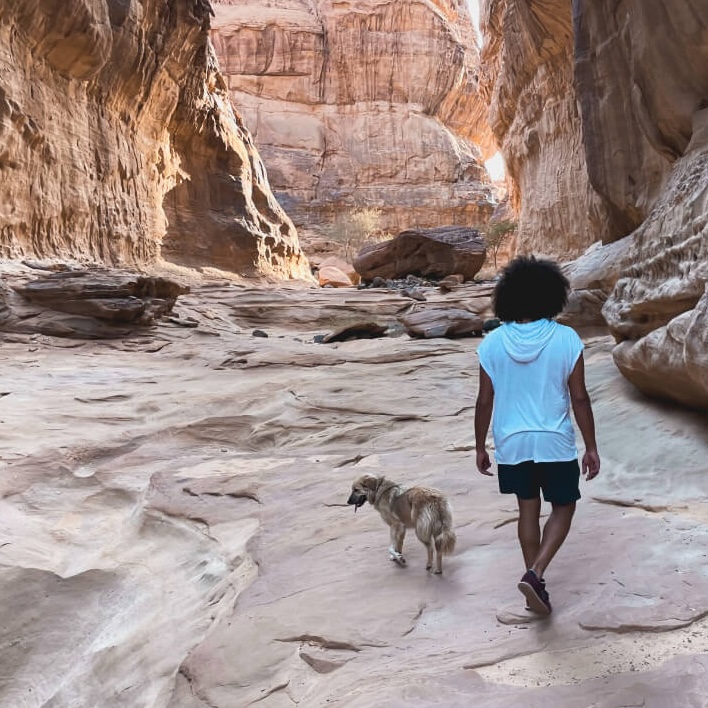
[484,219,517,270]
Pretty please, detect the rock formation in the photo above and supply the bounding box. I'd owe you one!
[1,267,189,338]
[577,0,708,409]
[353,226,486,282]
[210,0,496,241]
[478,0,613,258]
[573,0,706,239]
[601,118,708,409]
[399,307,485,338]
[558,238,631,331]
[0,0,310,279]
[482,0,708,408]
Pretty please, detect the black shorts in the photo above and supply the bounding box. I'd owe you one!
[497,459,581,505]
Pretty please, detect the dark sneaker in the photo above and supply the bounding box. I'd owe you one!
[518,570,552,615]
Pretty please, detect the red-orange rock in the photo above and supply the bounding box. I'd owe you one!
[318,257,361,286]
[211,0,495,237]
[0,0,310,280]
[318,266,354,288]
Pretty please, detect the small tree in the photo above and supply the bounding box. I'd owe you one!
[484,219,517,270]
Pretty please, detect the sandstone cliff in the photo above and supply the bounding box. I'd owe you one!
[478,0,613,259]
[211,0,496,241]
[585,1,708,409]
[0,0,310,279]
[482,0,708,408]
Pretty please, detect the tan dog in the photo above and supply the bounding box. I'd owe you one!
[347,474,456,574]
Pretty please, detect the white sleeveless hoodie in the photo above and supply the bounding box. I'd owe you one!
[477,319,584,464]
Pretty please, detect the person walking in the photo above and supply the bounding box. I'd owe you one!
[474,255,600,615]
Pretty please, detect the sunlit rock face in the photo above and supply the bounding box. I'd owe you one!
[478,0,612,259]
[0,0,310,279]
[211,0,496,239]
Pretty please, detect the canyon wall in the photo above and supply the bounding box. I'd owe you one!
[585,0,708,409]
[478,0,612,259]
[482,0,708,407]
[211,0,496,241]
[0,0,310,279]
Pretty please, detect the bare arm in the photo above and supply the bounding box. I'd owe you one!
[568,353,600,479]
[475,366,494,475]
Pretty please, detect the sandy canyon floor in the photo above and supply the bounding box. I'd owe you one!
[1,281,708,707]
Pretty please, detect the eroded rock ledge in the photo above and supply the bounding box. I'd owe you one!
[1,268,189,338]
[0,0,310,279]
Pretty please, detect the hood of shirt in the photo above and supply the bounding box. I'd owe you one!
[499,319,557,363]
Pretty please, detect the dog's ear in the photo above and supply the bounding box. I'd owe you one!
[360,474,379,491]
[360,474,380,503]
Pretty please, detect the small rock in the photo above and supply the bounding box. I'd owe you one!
[401,287,426,302]
[322,322,387,343]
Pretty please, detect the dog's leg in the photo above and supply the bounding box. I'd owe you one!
[425,541,434,572]
[388,524,407,566]
[433,537,443,574]
[415,522,435,572]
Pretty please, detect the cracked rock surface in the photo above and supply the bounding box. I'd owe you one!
[0,283,707,707]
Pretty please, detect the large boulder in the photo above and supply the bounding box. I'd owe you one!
[353,226,485,282]
[317,266,354,289]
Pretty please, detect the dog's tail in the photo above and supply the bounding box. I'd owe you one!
[436,527,456,556]
[434,500,456,556]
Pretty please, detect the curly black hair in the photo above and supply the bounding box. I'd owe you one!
[493,256,569,322]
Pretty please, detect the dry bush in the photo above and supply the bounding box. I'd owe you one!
[326,207,391,261]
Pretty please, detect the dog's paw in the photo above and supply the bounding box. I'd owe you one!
[388,548,407,566]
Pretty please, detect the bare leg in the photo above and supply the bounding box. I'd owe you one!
[517,497,541,571]
[531,502,575,578]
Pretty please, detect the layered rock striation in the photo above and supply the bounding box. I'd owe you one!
[478,0,613,258]
[211,0,496,240]
[0,0,310,279]
[576,0,708,409]
[482,0,708,408]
